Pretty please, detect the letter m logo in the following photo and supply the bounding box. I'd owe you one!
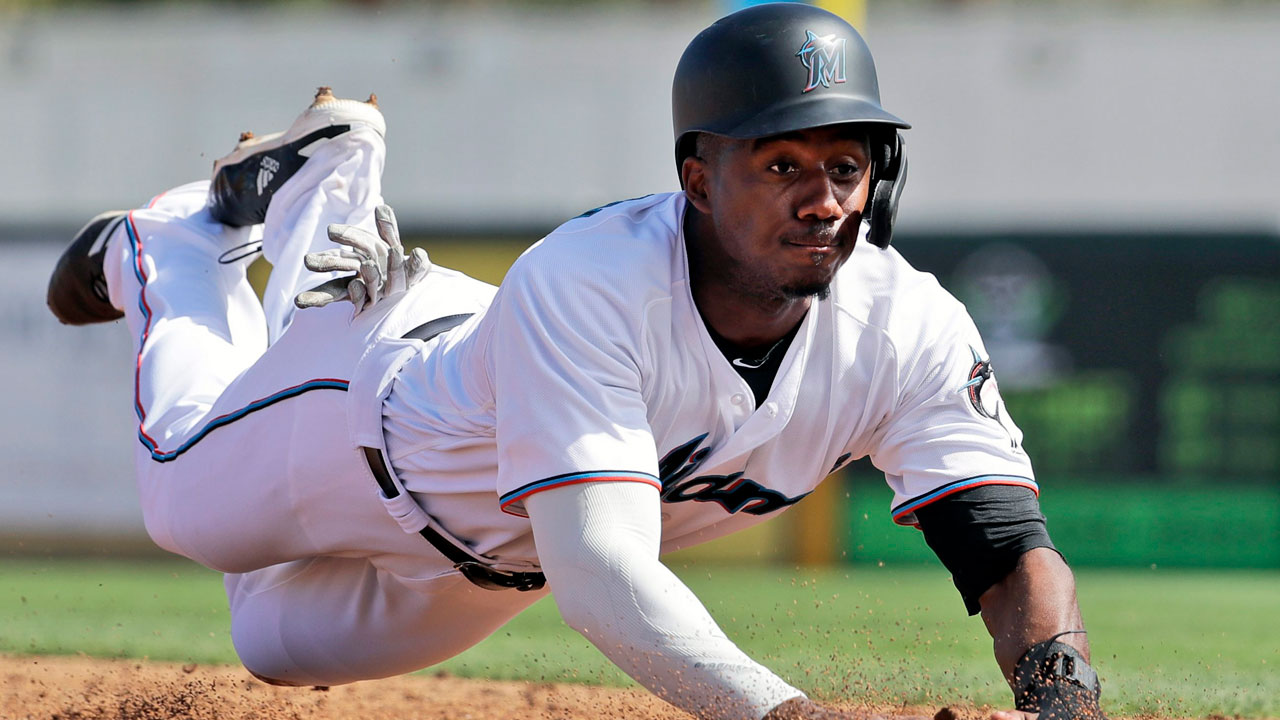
[796,30,848,93]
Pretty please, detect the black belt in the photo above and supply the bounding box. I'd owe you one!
[361,312,545,592]
[361,447,546,592]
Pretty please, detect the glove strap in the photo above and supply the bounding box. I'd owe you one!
[1013,631,1101,713]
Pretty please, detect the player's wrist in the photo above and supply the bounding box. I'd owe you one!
[1012,632,1106,719]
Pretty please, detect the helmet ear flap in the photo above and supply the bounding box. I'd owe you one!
[866,132,908,249]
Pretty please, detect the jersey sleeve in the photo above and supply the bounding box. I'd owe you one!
[869,300,1037,527]
[488,251,661,517]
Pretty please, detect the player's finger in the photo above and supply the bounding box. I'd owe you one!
[387,243,405,268]
[294,278,350,309]
[327,223,383,259]
[385,242,406,291]
[989,710,1037,720]
[348,278,367,315]
[374,204,404,252]
[304,250,362,274]
[357,259,383,306]
[406,247,431,282]
[308,247,361,259]
[294,290,341,309]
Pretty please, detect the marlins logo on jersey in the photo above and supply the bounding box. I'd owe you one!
[796,30,847,93]
[959,346,1022,450]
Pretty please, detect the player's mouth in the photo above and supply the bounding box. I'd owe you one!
[785,239,837,249]
[782,234,840,263]
[782,224,840,249]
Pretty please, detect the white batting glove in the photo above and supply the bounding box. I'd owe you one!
[294,204,431,315]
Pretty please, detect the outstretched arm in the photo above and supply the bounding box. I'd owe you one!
[527,482,932,720]
[914,487,1105,720]
[526,481,806,720]
[982,548,1105,720]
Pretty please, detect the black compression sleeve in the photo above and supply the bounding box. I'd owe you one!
[913,484,1058,615]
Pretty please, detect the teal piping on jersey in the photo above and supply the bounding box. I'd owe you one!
[500,471,662,518]
[123,204,351,464]
[891,475,1038,527]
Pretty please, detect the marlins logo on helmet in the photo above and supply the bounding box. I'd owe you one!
[796,30,847,93]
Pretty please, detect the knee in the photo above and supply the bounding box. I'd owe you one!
[230,606,340,688]
[139,504,190,562]
[143,510,268,574]
[227,565,368,688]
[137,483,222,569]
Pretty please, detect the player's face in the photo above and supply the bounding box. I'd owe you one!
[696,126,872,301]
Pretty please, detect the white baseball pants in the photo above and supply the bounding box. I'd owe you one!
[102,128,544,686]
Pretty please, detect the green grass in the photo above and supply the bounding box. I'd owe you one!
[1,558,1276,716]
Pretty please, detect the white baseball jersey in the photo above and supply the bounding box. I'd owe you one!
[380,191,1036,562]
[103,134,1032,696]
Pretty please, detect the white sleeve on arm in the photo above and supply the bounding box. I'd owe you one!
[525,482,805,720]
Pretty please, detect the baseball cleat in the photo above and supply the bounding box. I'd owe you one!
[208,86,385,227]
[46,210,129,325]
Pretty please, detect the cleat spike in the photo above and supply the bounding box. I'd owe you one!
[239,131,255,142]
[365,93,379,109]
[313,86,335,105]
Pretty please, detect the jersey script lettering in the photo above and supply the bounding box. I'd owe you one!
[657,435,810,515]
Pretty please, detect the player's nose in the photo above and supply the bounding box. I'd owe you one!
[794,172,843,222]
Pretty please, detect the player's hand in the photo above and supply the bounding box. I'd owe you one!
[764,697,932,720]
[991,702,1107,720]
[295,204,430,315]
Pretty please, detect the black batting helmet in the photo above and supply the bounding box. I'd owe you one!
[672,3,911,248]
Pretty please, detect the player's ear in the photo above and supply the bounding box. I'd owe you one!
[682,156,713,215]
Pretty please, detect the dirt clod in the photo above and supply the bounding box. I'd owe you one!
[934,706,963,720]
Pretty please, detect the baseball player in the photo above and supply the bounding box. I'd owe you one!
[46,4,1104,720]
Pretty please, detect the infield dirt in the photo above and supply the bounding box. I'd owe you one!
[0,655,984,720]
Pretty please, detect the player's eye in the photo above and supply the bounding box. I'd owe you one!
[830,162,860,180]
[767,161,798,175]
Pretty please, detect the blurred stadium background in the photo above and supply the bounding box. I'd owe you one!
[1,0,1277,574]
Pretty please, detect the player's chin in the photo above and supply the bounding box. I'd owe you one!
[780,277,833,300]
[778,263,840,300]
